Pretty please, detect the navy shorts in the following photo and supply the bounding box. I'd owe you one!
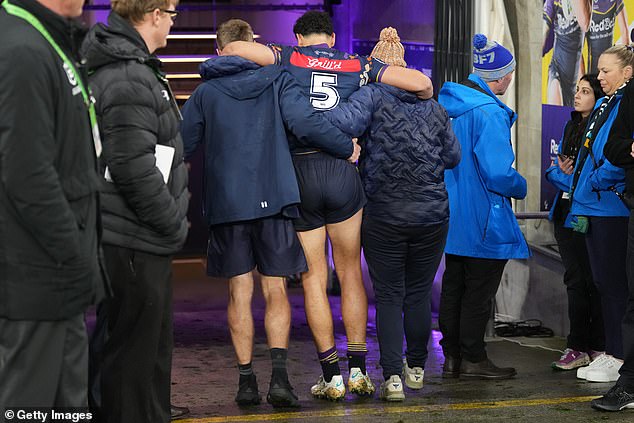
[206,215,308,278]
[292,152,367,231]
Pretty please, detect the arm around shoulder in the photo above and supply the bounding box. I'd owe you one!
[323,86,375,137]
[380,66,433,99]
[221,41,276,66]
[279,73,353,159]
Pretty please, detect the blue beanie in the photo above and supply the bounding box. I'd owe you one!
[472,34,515,81]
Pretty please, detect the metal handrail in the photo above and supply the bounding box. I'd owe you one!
[515,212,550,220]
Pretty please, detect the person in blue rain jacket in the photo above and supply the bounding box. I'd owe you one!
[437,34,530,382]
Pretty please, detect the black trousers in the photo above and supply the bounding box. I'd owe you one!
[96,245,173,423]
[618,210,634,391]
[586,216,629,359]
[439,254,507,363]
[554,221,604,352]
[362,217,448,380]
[0,314,88,415]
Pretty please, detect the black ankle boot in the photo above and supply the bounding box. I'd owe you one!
[459,358,516,380]
[442,355,461,378]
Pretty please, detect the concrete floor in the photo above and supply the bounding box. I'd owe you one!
[168,260,632,423]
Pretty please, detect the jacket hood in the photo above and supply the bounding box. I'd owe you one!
[81,12,159,71]
[439,73,516,124]
[199,56,281,100]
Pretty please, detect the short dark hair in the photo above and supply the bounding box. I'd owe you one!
[216,19,254,50]
[292,11,333,37]
[579,73,604,100]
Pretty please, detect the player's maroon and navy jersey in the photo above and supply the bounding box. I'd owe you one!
[269,43,387,110]
[268,43,387,154]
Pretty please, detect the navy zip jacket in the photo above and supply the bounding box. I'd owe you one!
[325,83,461,226]
[181,56,354,226]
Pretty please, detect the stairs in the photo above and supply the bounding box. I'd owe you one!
[158,33,216,105]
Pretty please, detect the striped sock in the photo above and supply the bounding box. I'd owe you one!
[238,362,253,384]
[318,346,341,383]
[347,342,368,374]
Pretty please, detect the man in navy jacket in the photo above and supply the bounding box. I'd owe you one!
[180,19,358,409]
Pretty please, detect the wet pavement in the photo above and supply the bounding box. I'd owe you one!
[169,260,632,422]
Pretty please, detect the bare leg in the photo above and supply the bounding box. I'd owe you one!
[261,275,291,349]
[326,209,367,345]
[228,272,254,365]
[297,226,335,352]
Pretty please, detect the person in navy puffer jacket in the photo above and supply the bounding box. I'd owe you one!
[325,27,461,401]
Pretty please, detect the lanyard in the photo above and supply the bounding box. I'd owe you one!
[2,0,102,157]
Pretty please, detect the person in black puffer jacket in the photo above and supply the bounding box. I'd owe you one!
[0,0,104,410]
[324,28,461,401]
[595,48,634,412]
[80,0,188,422]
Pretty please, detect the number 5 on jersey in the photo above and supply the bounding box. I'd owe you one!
[310,72,340,110]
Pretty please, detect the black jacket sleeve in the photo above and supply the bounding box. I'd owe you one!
[278,72,353,159]
[0,48,81,264]
[605,82,634,169]
[97,78,182,236]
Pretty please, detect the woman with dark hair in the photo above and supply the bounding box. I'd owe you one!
[546,74,605,371]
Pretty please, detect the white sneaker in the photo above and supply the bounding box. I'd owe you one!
[402,362,424,390]
[577,353,610,380]
[379,375,405,402]
[310,374,345,401]
[586,356,623,383]
[347,367,375,396]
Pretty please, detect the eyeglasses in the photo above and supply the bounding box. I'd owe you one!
[160,9,178,21]
[146,8,178,21]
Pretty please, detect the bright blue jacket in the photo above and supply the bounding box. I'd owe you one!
[180,56,353,226]
[324,83,461,226]
[544,113,578,222]
[438,74,530,259]
[568,95,628,217]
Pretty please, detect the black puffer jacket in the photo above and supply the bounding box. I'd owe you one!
[0,0,103,320]
[81,12,188,255]
[605,79,634,198]
[325,84,461,226]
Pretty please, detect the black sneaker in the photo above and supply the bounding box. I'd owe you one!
[235,374,261,406]
[591,384,634,412]
[267,377,300,408]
